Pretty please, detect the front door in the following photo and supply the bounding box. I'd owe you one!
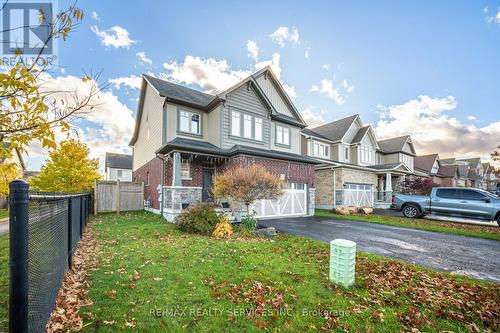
[202,168,214,202]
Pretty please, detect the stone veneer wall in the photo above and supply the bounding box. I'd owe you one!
[163,186,202,222]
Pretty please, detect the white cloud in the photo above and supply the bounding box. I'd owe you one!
[136,51,152,65]
[109,74,142,90]
[467,115,477,121]
[246,40,259,61]
[162,55,251,94]
[90,25,137,49]
[310,77,355,105]
[91,11,100,21]
[255,52,282,80]
[269,26,300,47]
[27,74,135,170]
[301,106,327,127]
[374,95,500,161]
[485,8,500,26]
[483,7,489,14]
[322,64,330,70]
[282,84,297,100]
[304,47,310,58]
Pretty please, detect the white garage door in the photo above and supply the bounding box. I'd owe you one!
[253,183,308,218]
[342,184,373,207]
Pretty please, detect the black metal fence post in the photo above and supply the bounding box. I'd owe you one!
[9,180,29,333]
[67,197,73,270]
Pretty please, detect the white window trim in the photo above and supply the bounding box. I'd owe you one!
[230,109,263,142]
[178,109,202,136]
[276,124,291,146]
[312,140,329,158]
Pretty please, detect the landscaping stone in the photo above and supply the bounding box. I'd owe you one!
[334,206,358,215]
[358,207,374,215]
[255,227,277,238]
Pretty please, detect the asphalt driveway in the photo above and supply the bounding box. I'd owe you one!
[259,216,500,283]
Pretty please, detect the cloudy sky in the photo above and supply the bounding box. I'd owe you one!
[17,0,500,170]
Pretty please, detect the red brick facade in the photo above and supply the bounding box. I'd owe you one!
[134,153,315,209]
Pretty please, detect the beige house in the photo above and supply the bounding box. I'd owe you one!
[301,115,414,209]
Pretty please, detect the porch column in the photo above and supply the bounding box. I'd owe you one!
[172,152,182,186]
[385,172,392,203]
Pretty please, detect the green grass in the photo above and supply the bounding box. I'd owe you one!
[315,209,500,241]
[77,212,497,332]
[0,235,8,330]
[0,213,497,332]
[0,209,8,220]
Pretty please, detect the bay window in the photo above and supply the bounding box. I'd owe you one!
[276,125,290,146]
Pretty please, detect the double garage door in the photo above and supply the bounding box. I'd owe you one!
[253,183,308,218]
[342,183,373,207]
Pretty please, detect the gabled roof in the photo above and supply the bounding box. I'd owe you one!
[457,157,481,169]
[156,137,319,164]
[414,154,439,174]
[377,135,415,155]
[366,162,408,171]
[439,158,456,165]
[105,153,133,170]
[351,126,370,143]
[437,164,458,178]
[309,114,359,142]
[301,128,334,142]
[143,74,218,108]
[457,164,469,178]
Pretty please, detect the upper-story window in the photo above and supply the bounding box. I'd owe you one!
[313,141,329,158]
[344,146,349,161]
[431,161,439,174]
[231,110,263,141]
[401,154,414,170]
[360,146,374,164]
[179,110,201,135]
[276,125,290,146]
[117,170,123,178]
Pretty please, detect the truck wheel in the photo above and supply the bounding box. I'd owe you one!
[402,204,420,218]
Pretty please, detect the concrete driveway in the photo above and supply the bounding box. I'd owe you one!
[259,216,500,283]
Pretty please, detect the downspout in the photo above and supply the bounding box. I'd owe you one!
[332,167,336,210]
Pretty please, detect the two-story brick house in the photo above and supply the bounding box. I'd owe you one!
[301,115,415,209]
[130,67,318,220]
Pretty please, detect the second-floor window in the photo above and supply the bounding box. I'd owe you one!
[360,146,374,164]
[117,170,123,178]
[276,125,290,146]
[313,141,329,158]
[179,110,201,135]
[401,154,413,170]
[344,146,349,161]
[231,110,263,141]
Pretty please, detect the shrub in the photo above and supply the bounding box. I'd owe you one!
[212,216,233,239]
[174,203,222,235]
[240,214,257,231]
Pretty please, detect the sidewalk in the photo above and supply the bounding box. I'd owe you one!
[0,218,8,235]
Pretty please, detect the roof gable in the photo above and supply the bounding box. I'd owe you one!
[310,114,359,142]
[415,153,439,173]
[378,135,415,155]
[457,157,481,169]
[437,164,459,178]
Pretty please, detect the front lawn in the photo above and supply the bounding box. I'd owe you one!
[0,209,8,220]
[316,209,500,241]
[75,212,498,332]
[0,235,8,330]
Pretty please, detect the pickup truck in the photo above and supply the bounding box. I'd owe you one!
[392,187,500,225]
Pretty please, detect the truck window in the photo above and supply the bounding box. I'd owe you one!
[462,190,485,201]
[436,189,458,199]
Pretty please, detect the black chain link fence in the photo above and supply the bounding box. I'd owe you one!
[9,181,90,333]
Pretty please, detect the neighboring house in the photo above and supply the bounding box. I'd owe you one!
[457,163,470,187]
[482,162,499,190]
[302,115,415,209]
[130,66,318,221]
[105,153,133,181]
[414,154,460,186]
[456,157,484,189]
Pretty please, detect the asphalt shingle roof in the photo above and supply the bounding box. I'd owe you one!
[457,164,469,178]
[437,164,458,178]
[438,158,456,165]
[377,135,410,154]
[143,75,217,108]
[156,137,319,164]
[309,115,359,142]
[414,154,439,173]
[351,126,370,143]
[301,128,333,141]
[456,157,481,168]
[365,162,404,170]
[105,153,133,169]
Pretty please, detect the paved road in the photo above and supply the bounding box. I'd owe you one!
[0,220,8,235]
[259,216,500,283]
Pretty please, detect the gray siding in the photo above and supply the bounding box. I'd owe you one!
[255,73,294,117]
[221,84,271,149]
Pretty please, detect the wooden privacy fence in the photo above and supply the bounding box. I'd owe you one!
[94,180,144,213]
